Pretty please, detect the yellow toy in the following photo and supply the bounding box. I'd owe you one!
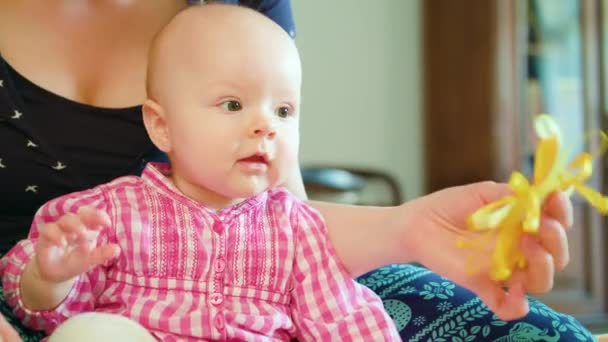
[459,114,608,281]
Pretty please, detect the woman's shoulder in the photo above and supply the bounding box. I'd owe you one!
[235,0,296,37]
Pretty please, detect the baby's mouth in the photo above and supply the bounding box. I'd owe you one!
[237,153,270,174]
[238,154,269,164]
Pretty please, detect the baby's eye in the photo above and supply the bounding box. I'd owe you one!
[221,100,242,112]
[276,106,292,118]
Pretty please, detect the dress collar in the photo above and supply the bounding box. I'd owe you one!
[141,162,269,219]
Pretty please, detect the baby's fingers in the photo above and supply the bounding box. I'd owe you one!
[55,214,99,244]
[39,209,109,247]
[76,207,111,231]
[85,244,121,267]
[39,221,68,247]
[63,244,120,277]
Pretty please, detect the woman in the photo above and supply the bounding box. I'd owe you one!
[0,0,594,340]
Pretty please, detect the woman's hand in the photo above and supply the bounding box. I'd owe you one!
[402,181,572,320]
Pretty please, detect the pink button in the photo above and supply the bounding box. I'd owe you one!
[214,258,226,273]
[213,221,223,234]
[214,314,224,330]
[209,293,223,306]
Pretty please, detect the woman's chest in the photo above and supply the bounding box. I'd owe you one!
[0,48,148,109]
[0,71,152,206]
[0,1,179,108]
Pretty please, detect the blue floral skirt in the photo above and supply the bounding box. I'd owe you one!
[1,264,595,341]
[357,264,594,341]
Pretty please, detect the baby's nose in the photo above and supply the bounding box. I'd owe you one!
[251,116,277,138]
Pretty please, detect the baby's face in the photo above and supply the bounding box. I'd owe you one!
[161,16,302,207]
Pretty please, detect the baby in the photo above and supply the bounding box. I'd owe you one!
[0,4,400,341]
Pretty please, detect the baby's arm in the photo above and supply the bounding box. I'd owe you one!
[288,200,400,341]
[0,187,118,333]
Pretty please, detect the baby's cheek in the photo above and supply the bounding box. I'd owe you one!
[268,160,290,190]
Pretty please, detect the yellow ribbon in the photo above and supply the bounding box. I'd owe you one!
[459,114,608,281]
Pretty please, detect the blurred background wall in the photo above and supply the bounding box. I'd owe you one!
[292,0,424,200]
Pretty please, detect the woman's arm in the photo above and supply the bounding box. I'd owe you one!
[282,163,416,277]
[0,315,21,342]
[289,172,573,320]
[307,201,414,277]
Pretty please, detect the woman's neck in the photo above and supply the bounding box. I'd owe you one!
[0,1,187,108]
[14,1,186,25]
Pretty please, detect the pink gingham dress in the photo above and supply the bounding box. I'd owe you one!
[1,163,399,341]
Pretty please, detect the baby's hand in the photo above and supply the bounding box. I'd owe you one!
[34,207,120,283]
[407,182,572,320]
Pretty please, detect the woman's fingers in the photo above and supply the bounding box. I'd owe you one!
[543,192,573,230]
[473,278,529,321]
[508,234,555,294]
[505,208,569,295]
[536,217,569,271]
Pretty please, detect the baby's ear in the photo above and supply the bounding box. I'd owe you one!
[142,99,171,153]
